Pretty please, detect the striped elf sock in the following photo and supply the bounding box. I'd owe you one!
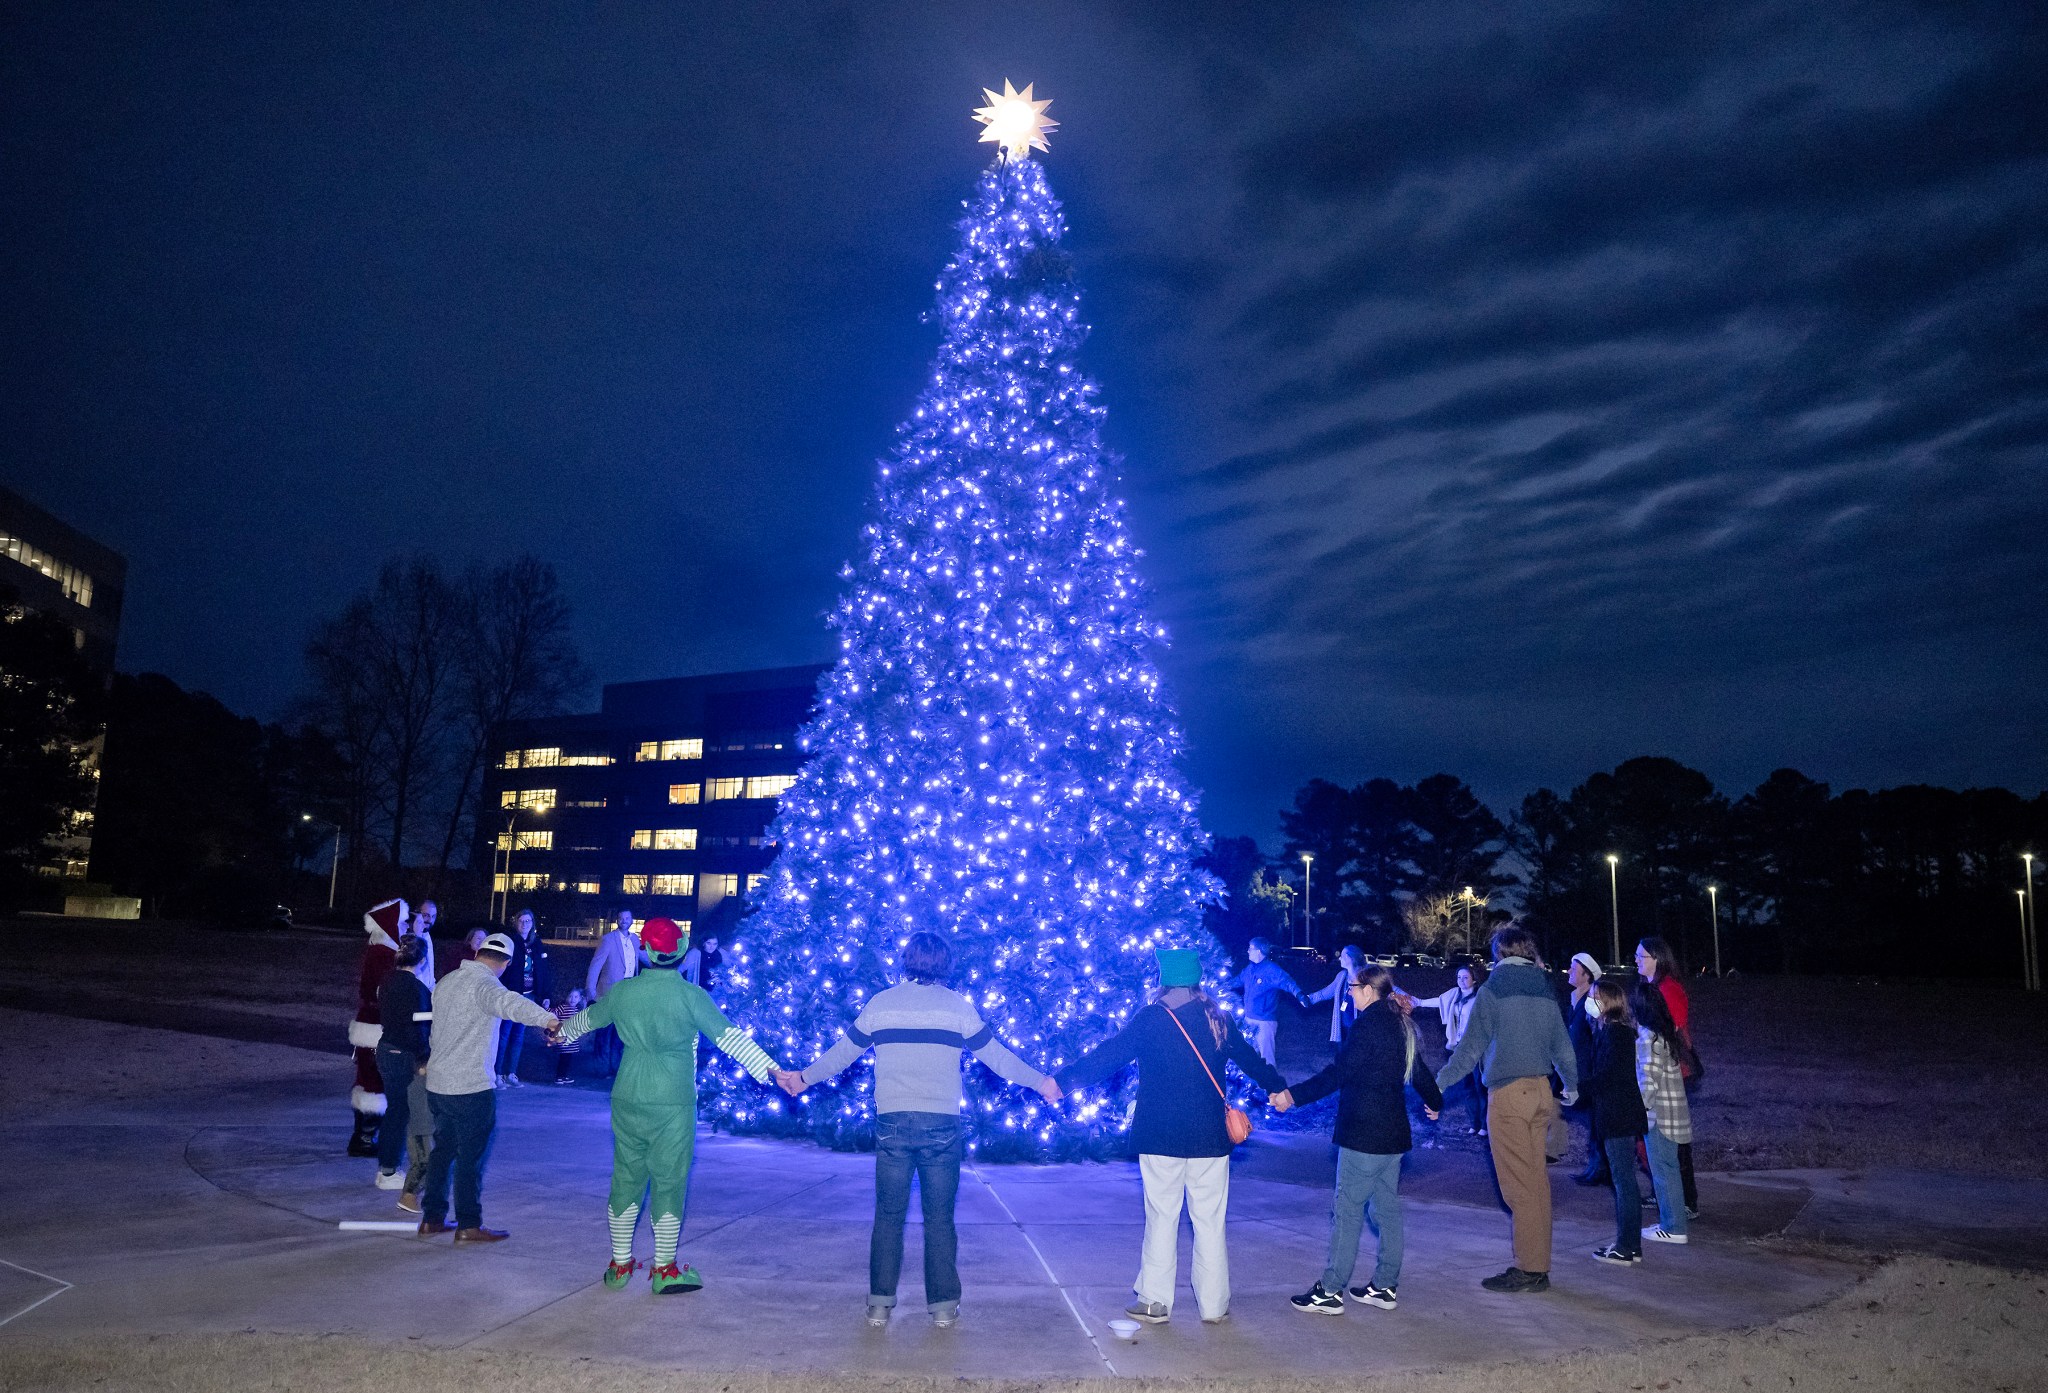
[608,1203,640,1264]
[652,1212,681,1269]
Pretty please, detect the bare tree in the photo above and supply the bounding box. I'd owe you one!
[434,556,589,872]
[302,558,460,871]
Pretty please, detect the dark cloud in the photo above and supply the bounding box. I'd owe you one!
[1,0,2041,841]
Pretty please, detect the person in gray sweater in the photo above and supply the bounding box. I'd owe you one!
[1436,927,1579,1294]
[777,932,1057,1328]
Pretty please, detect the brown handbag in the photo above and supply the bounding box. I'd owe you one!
[1163,1003,1253,1145]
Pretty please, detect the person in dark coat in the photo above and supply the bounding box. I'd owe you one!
[1274,965,1443,1314]
[1564,951,1609,1187]
[1586,981,1648,1265]
[373,934,434,1206]
[1053,948,1288,1326]
[494,909,553,1087]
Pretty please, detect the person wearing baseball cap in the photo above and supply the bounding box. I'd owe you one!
[1564,952,1608,1187]
[416,930,563,1243]
[555,917,788,1294]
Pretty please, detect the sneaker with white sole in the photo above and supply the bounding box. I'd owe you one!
[865,1302,890,1327]
[1349,1283,1397,1309]
[1289,1283,1343,1316]
[1645,1225,1689,1244]
[1591,1245,1642,1265]
[374,1169,403,1190]
[1124,1301,1169,1324]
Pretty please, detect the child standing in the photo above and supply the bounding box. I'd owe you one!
[1630,982,1692,1245]
[1275,965,1442,1314]
[1586,981,1647,1265]
[551,989,587,1083]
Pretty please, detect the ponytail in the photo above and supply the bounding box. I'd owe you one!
[1357,964,1418,1078]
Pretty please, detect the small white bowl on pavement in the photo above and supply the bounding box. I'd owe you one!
[1107,1318,1141,1341]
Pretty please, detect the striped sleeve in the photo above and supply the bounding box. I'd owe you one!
[714,1026,777,1083]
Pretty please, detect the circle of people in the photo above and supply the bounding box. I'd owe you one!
[350,901,1700,1320]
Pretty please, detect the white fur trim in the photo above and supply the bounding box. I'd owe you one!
[351,1086,387,1115]
[347,1019,383,1049]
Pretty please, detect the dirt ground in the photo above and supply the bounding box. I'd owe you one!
[1,1255,2039,1393]
[5,917,2046,1176]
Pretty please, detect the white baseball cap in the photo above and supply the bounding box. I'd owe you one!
[480,932,517,957]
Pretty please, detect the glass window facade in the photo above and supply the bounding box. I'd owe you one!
[0,529,94,607]
[501,788,557,811]
[705,777,744,801]
[629,829,652,849]
[653,828,696,850]
[668,783,700,804]
[744,774,798,800]
[621,874,650,894]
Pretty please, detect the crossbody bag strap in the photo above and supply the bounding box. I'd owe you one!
[1161,1002,1229,1104]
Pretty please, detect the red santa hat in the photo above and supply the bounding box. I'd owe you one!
[363,898,409,950]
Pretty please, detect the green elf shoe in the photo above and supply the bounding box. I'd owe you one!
[649,1262,702,1295]
[602,1259,640,1290]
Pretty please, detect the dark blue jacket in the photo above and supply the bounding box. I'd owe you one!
[1286,997,1443,1155]
[1232,960,1300,1022]
[1056,997,1288,1158]
[1585,1019,1647,1141]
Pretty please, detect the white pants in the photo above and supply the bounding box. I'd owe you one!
[1245,1018,1278,1066]
[1137,1154,1231,1320]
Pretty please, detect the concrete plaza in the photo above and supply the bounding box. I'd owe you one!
[0,1008,1910,1381]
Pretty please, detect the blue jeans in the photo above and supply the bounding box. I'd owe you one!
[495,1009,533,1078]
[1603,1135,1642,1255]
[1645,1126,1688,1235]
[421,1090,496,1230]
[1321,1147,1404,1291]
[373,1045,421,1172]
[871,1112,964,1313]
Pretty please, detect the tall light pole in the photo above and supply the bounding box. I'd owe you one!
[2021,890,2033,991]
[2024,853,2038,991]
[301,814,341,910]
[1301,853,1314,950]
[1606,853,1621,967]
[1462,886,1475,957]
[1707,883,1721,978]
[497,805,549,923]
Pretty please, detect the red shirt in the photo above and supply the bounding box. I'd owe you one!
[1655,973,1690,1033]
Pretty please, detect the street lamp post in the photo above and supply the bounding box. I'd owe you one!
[2021,890,2032,991]
[2024,854,2038,992]
[1301,853,1314,950]
[498,806,547,923]
[1462,886,1474,957]
[1606,854,1621,967]
[1707,884,1721,978]
[301,814,341,910]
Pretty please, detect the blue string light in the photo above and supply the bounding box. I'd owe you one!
[704,153,1223,1160]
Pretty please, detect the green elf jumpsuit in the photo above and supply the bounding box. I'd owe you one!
[561,947,780,1292]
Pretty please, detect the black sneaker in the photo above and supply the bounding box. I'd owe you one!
[1480,1267,1550,1292]
[1348,1283,1397,1309]
[1289,1283,1344,1316]
[1591,1245,1642,1265]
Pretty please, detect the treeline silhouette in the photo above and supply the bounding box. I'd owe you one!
[1201,757,2045,982]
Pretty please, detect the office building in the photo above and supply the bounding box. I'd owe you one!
[479,664,827,934]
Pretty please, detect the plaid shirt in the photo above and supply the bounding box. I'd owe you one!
[1635,1029,1692,1144]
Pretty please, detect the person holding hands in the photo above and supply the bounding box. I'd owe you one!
[776,931,1056,1328]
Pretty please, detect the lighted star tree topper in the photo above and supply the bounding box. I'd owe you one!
[706,85,1226,1160]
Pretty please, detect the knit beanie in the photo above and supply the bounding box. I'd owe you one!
[1154,948,1201,988]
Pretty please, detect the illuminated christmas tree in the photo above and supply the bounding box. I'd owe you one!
[711,85,1221,1159]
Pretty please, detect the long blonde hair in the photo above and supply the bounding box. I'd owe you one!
[1356,965,1417,1079]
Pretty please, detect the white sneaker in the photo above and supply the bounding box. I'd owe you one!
[1646,1225,1689,1244]
[374,1169,403,1190]
[504,1074,524,1088]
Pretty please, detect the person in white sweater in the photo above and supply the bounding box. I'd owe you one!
[1412,965,1487,1133]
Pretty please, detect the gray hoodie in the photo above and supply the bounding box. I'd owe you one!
[425,959,560,1096]
[1435,958,1578,1097]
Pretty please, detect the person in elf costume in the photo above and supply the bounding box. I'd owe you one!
[348,898,409,1156]
[558,916,784,1293]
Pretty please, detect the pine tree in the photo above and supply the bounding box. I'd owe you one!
[710,145,1221,1160]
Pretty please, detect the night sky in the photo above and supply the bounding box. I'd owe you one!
[4,2,2043,841]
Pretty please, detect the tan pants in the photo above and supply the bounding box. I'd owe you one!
[1486,1076,1557,1274]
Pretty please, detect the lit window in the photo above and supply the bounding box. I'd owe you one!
[514,747,560,768]
[629,829,652,849]
[653,828,697,850]
[635,741,659,762]
[500,788,556,811]
[559,752,612,767]
[711,873,739,896]
[660,739,703,761]
[492,872,546,892]
[747,873,767,893]
[564,797,606,808]
[650,874,695,897]
[745,774,798,800]
[573,880,601,895]
[673,919,694,936]
[0,529,95,607]
[621,875,650,894]
[705,777,744,801]
[669,783,700,805]
[496,830,552,851]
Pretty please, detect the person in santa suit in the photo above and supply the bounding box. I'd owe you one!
[349,898,409,1157]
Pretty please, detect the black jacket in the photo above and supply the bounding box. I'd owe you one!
[1585,1020,1646,1141]
[1287,997,1443,1155]
[1056,997,1288,1158]
[503,929,552,1003]
[374,970,432,1061]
